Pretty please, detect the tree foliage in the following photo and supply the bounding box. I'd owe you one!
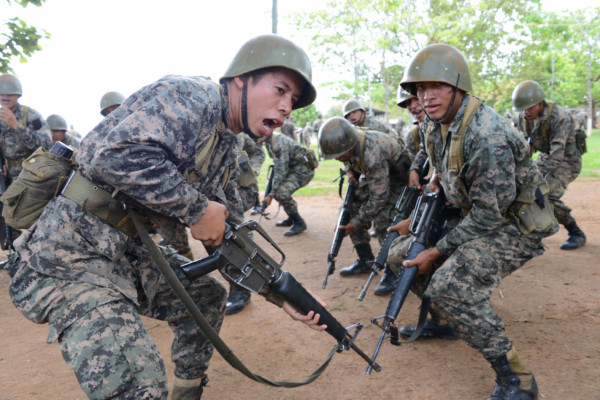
[1,0,49,73]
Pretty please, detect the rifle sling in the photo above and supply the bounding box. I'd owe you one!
[128,209,338,387]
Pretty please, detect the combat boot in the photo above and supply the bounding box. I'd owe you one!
[275,215,293,227]
[284,212,307,236]
[339,243,374,277]
[488,347,538,400]
[225,288,251,315]
[171,375,208,400]
[399,313,458,340]
[373,267,399,296]
[559,220,586,250]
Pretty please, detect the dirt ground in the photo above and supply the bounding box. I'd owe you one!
[1,180,599,400]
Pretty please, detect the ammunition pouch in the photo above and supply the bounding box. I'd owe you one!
[573,129,587,154]
[507,183,556,235]
[303,149,319,170]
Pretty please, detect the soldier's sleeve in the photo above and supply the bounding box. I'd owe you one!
[537,108,571,176]
[350,157,390,228]
[17,109,52,151]
[247,141,266,176]
[89,79,216,227]
[436,134,517,255]
[269,138,290,196]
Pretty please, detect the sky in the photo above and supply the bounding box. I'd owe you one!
[1,0,597,136]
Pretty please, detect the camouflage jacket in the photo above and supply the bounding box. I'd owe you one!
[264,133,312,196]
[346,130,411,227]
[0,104,52,178]
[234,132,265,176]
[407,122,429,174]
[61,132,81,149]
[19,75,241,304]
[426,94,548,255]
[516,101,578,176]
[358,115,398,138]
[280,120,296,140]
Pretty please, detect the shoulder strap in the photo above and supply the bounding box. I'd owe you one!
[351,128,368,174]
[410,125,420,154]
[448,96,484,173]
[540,101,554,145]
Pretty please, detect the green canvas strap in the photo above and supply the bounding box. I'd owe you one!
[128,209,338,387]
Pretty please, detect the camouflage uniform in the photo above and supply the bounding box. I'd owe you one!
[516,101,582,226]
[0,104,52,179]
[404,122,423,158]
[9,75,237,399]
[60,132,81,149]
[346,129,411,246]
[419,94,557,362]
[264,133,314,217]
[280,118,296,141]
[357,114,398,137]
[234,132,265,212]
[301,123,312,148]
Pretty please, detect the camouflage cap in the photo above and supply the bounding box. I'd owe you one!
[318,116,358,159]
[400,44,472,94]
[0,74,23,96]
[220,34,316,110]
[46,114,67,131]
[512,80,545,111]
[343,99,366,117]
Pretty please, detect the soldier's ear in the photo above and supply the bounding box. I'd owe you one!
[233,75,246,90]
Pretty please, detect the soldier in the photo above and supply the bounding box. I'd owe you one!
[280,114,297,141]
[312,113,324,133]
[301,121,313,147]
[342,98,397,136]
[318,117,412,296]
[397,43,557,399]
[225,131,266,315]
[0,73,52,259]
[47,114,81,149]
[513,80,586,250]
[397,87,425,158]
[7,34,326,400]
[262,131,317,236]
[99,90,125,117]
[68,124,82,139]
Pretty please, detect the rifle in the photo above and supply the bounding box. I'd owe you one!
[358,185,420,301]
[254,164,274,222]
[180,220,381,373]
[366,190,447,374]
[322,177,357,289]
[0,153,13,252]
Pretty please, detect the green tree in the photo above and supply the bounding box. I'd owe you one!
[1,0,49,73]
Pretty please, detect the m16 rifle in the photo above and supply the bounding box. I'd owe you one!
[357,185,420,301]
[322,174,357,289]
[366,190,447,374]
[254,164,274,223]
[180,220,381,373]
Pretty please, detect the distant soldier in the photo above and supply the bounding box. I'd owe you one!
[280,114,297,141]
[343,99,397,137]
[47,114,80,149]
[262,132,317,236]
[68,124,82,139]
[0,74,52,257]
[397,88,425,159]
[99,91,125,117]
[513,80,586,250]
[319,117,413,296]
[301,121,312,147]
[312,113,324,134]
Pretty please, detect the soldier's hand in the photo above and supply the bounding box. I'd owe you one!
[338,222,355,237]
[428,169,440,194]
[402,246,443,275]
[0,107,18,131]
[408,169,422,190]
[282,293,327,332]
[263,196,273,207]
[388,218,411,236]
[190,201,228,247]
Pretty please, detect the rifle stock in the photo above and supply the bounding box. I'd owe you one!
[323,180,357,289]
[358,186,420,301]
[180,220,381,372]
[366,190,447,374]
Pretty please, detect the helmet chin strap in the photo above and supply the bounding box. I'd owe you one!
[241,75,261,140]
[423,74,461,124]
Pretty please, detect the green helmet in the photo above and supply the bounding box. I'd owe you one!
[0,74,23,96]
[46,114,67,131]
[396,85,416,108]
[318,116,358,160]
[100,91,125,115]
[343,99,366,117]
[220,34,316,110]
[400,43,472,94]
[512,80,545,111]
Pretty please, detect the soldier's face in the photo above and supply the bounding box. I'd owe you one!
[51,130,66,144]
[416,81,461,123]
[407,98,425,123]
[523,103,543,120]
[0,94,19,111]
[246,69,304,138]
[346,109,364,126]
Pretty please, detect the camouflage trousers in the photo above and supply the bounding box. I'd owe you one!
[9,248,226,400]
[388,223,545,362]
[159,223,192,257]
[540,151,582,226]
[238,181,259,213]
[272,166,314,215]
